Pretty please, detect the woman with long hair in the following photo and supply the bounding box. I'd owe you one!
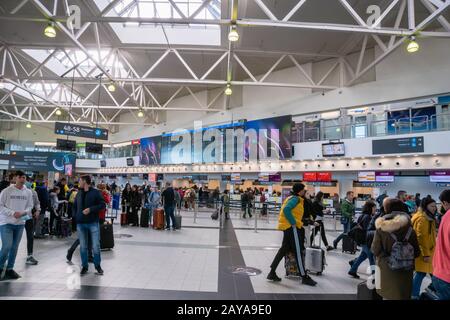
[310,191,334,251]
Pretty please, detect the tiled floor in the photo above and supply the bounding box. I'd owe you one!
[0,208,431,300]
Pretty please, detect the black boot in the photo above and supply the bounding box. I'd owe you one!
[267,270,282,282]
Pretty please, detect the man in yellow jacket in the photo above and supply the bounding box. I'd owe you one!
[267,183,317,286]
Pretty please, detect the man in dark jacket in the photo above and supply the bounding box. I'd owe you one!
[73,175,105,275]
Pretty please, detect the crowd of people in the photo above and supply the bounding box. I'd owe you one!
[1,173,449,300]
[267,183,450,300]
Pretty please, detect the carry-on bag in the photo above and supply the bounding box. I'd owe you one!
[357,280,382,300]
[153,208,165,230]
[100,222,114,250]
[174,207,182,229]
[140,208,150,228]
[305,225,326,275]
[120,213,127,226]
[342,234,357,254]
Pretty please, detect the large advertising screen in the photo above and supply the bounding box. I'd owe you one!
[149,115,292,165]
[1,151,76,173]
[139,136,162,165]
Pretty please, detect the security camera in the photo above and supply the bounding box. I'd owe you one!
[378,162,382,166]
[415,161,420,166]
[346,163,350,167]
[304,164,308,168]
[435,159,441,165]
[318,164,321,168]
[332,163,335,167]
[396,162,400,166]
[362,162,366,166]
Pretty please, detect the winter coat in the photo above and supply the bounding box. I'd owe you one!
[371,211,420,300]
[411,209,437,274]
[340,199,355,219]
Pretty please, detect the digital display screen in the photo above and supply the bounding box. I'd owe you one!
[231,173,241,182]
[100,160,106,168]
[303,172,317,182]
[126,158,134,166]
[317,172,332,182]
[322,142,345,157]
[148,173,157,182]
[269,172,282,183]
[0,151,76,173]
[375,172,394,182]
[85,142,103,154]
[64,164,73,176]
[358,171,376,182]
[430,171,450,182]
[258,172,270,183]
[56,139,76,152]
[54,122,108,140]
[372,137,424,154]
[139,136,162,165]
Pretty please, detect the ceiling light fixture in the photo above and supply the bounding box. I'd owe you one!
[228,26,239,42]
[107,82,116,92]
[44,22,56,38]
[407,36,419,53]
[26,122,32,129]
[224,84,232,96]
[137,109,144,118]
[55,108,62,116]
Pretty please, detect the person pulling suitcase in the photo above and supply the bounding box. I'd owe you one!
[267,183,317,286]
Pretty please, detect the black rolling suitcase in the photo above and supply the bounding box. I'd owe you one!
[342,234,357,254]
[174,207,182,229]
[100,223,114,250]
[357,281,382,300]
[140,208,150,228]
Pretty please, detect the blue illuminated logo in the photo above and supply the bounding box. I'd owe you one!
[95,129,101,136]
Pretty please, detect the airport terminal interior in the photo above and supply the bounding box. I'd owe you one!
[0,0,450,302]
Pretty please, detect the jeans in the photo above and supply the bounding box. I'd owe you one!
[68,235,92,259]
[349,244,375,274]
[77,223,101,268]
[432,276,450,300]
[0,224,25,270]
[412,271,428,298]
[270,227,307,277]
[164,205,176,229]
[25,219,34,256]
[333,219,352,246]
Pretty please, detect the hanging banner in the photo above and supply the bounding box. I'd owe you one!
[54,122,108,140]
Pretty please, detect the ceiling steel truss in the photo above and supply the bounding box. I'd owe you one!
[0,0,448,128]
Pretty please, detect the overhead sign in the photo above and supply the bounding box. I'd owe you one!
[375,171,394,182]
[358,171,376,182]
[303,172,317,182]
[54,122,108,140]
[430,171,450,182]
[372,136,424,154]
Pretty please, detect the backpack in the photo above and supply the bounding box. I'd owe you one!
[387,227,415,271]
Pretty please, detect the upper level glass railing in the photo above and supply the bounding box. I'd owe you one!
[297,113,450,142]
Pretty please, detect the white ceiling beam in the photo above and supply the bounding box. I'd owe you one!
[282,0,307,22]
[233,54,257,82]
[389,0,407,48]
[189,0,213,19]
[421,0,450,31]
[200,51,228,80]
[288,55,315,86]
[371,0,400,29]
[259,55,286,82]
[10,0,29,14]
[172,49,199,80]
[142,49,170,78]
[254,0,278,21]
[408,0,415,29]
[339,0,368,27]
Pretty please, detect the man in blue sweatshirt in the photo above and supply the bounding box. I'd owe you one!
[73,175,105,275]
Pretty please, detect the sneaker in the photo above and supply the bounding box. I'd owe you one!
[302,275,317,286]
[266,271,282,282]
[348,271,360,279]
[4,269,21,280]
[95,266,104,275]
[26,256,38,265]
[80,267,88,275]
[326,246,334,251]
[66,251,73,263]
[165,227,170,230]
